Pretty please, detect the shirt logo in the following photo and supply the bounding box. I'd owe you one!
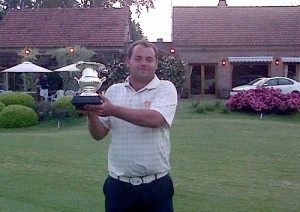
[144,101,151,109]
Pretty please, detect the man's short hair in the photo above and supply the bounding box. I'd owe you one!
[127,39,158,61]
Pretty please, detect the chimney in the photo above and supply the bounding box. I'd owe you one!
[218,0,227,6]
[157,38,163,43]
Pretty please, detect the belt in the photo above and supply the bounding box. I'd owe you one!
[109,171,168,186]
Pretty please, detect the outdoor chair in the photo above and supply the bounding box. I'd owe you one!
[64,90,76,96]
[50,89,65,103]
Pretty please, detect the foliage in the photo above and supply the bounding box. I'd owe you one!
[1,0,35,9]
[0,100,5,111]
[0,105,38,128]
[194,104,206,113]
[49,45,95,90]
[76,0,154,16]
[34,101,52,121]
[0,92,35,108]
[157,55,186,91]
[50,45,95,68]
[19,72,36,92]
[107,61,129,85]
[51,96,80,118]
[37,0,77,8]
[0,0,155,18]
[0,4,5,19]
[191,99,227,114]
[221,105,230,114]
[18,47,39,62]
[226,86,300,114]
[130,19,144,41]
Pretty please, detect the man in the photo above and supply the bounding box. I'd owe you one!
[83,39,178,211]
[38,74,49,102]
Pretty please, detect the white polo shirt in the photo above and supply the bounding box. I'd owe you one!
[99,75,178,177]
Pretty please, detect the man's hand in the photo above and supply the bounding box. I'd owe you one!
[82,94,114,117]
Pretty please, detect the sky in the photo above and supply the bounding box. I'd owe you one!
[131,0,300,42]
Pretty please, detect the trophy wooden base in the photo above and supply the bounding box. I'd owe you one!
[71,96,103,110]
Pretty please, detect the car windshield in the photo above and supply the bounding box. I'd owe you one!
[247,78,262,85]
[247,78,267,86]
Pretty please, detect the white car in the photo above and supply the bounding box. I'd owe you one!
[230,77,300,96]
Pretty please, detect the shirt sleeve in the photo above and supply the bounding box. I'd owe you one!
[150,81,178,127]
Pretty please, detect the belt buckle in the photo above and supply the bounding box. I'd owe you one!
[129,177,143,185]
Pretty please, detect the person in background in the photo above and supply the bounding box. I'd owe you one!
[82,39,178,211]
[35,76,41,101]
[39,74,49,102]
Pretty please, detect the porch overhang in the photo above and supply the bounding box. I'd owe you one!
[281,57,300,63]
[228,56,273,63]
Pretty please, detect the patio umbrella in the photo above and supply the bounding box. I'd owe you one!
[53,61,84,72]
[53,61,106,72]
[2,61,52,91]
[2,61,52,73]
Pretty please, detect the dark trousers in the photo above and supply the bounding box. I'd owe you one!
[103,174,174,212]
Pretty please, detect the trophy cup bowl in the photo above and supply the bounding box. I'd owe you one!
[71,62,107,110]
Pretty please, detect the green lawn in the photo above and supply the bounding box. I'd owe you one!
[0,99,299,211]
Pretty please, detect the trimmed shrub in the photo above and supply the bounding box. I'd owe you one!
[221,106,230,114]
[226,87,300,114]
[51,96,80,118]
[192,100,227,114]
[191,100,200,108]
[0,101,5,112]
[195,105,206,114]
[0,105,38,128]
[0,92,35,108]
[204,104,216,111]
[34,101,52,121]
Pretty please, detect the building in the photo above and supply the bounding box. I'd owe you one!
[0,7,131,90]
[1,0,300,98]
[172,0,300,98]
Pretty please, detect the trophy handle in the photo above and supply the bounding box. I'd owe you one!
[100,77,107,83]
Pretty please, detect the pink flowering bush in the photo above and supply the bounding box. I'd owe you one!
[226,87,300,114]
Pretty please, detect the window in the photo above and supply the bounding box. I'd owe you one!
[278,78,293,85]
[264,79,277,86]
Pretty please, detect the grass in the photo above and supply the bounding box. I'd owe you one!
[0,99,300,211]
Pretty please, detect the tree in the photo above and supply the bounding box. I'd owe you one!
[130,19,144,41]
[49,45,96,90]
[0,0,155,12]
[0,0,35,19]
[1,0,34,9]
[76,0,154,15]
[157,55,186,92]
[36,0,77,8]
[1,0,155,19]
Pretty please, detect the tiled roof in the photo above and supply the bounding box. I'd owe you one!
[0,7,131,49]
[172,6,300,46]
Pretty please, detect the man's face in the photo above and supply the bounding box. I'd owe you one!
[126,44,158,83]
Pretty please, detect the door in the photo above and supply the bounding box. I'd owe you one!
[190,64,216,95]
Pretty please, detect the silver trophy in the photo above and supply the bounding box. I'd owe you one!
[71,61,107,110]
